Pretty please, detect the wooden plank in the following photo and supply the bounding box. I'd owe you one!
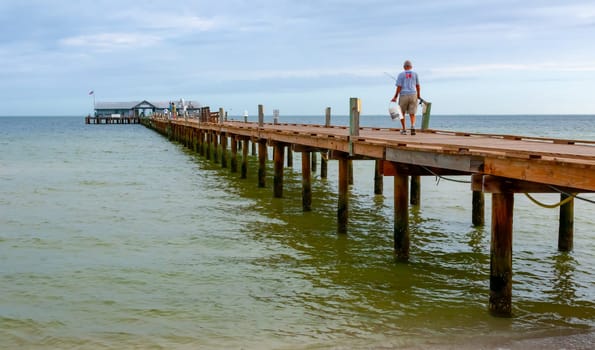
[471,174,593,194]
[386,148,484,172]
[382,161,472,177]
[483,158,595,192]
[292,144,327,153]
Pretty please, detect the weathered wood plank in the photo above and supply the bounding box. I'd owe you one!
[386,148,484,173]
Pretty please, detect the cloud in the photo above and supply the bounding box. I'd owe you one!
[428,62,595,79]
[59,32,163,51]
[141,15,222,32]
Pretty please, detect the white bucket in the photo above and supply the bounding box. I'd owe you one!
[388,102,404,120]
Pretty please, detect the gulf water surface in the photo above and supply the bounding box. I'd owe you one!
[0,115,594,349]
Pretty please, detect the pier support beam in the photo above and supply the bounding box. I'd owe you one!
[302,151,312,211]
[198,130,205,156]
[205,132,212,160]
[320,151,328,179]
[230,135,238,173]
[472,191,485,226]
[273,143,285,198]
[374,160,383,195]
[410,176,420,205]
[287,146,293,168]
[258,140,267,188]
[241,138,249,179]
[338,154,349,234]
[311,152,317,173]
[490,192,514,317]
[394,171,409,260]
[558,194,574,251]
[213,132,220,164]
[221,133,228,168]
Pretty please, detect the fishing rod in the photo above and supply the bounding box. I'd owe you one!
[383,72,397,82]
[384,71,427,105]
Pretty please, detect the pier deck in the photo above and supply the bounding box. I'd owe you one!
[141,112,594,317]
[193,119,595,191]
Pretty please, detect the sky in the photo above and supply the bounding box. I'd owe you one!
[1,0,595,116]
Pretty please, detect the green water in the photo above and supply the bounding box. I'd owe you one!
[0,117,593,349]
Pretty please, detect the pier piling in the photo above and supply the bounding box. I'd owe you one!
[302,151,312,211]
[241,138,249,179]
[338,154,349,234]
[374,160,383,195]
[394,170,410,260]
[258,140,267,188]
[230,135,238,173]
[472,191,486,226]
[489,192,514,317]
[558,194,574,251]
[273,143,285,198]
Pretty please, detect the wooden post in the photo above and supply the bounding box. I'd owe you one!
[338,155,349,234]
[213,132,219,164]
[241,138,249,179]
[421,101,432,130]
[490,192,514,317]
[311,152,317,173]
[320,151,328,179]
[325,107,331,127]
[558,194,574,251]
[348,159,354,185]
[230,135,238,173]
[472,191,485,226]
[394,171,409,260]
[258,104,264,127]
[199,130,205,156]
[374,159,383,195]
[258,140,267,188]
[410,176,420,205]
[286,146,293,168]
[349,98,360,155]
[251,140,257,156]
[302,151,312,211]
[193,129,199,153]
[220,133,227,168]
[205,132,211,160]
[410,102,431,206]
[273,143,285,198]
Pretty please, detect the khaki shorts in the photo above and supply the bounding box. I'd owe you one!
[399,94,418,115]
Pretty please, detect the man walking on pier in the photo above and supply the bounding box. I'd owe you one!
[391,60,421,135]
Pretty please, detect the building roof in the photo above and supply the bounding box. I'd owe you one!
[95,100,202,110]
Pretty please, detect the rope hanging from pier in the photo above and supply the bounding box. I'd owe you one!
[548,185,595,205]
[420,166,472,185]
[523,192,576,209]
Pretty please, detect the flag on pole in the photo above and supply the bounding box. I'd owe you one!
[88,90,94,95]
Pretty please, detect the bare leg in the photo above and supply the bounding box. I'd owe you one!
[410,114,416,128]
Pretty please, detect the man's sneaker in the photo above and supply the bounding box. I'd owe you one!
[410,128,416,135]
[400,130,407,135]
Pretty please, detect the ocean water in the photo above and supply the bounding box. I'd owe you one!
[0,115,593,349]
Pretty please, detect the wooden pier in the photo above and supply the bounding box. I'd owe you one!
[85,115,141,124]
[140,101,594,317]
